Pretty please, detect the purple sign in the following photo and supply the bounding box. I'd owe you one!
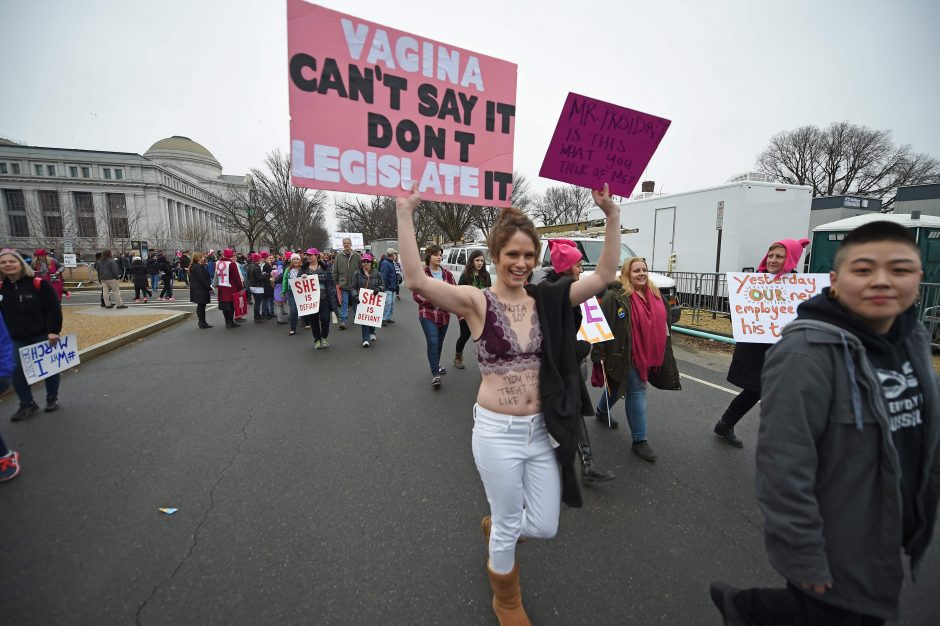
[539,92,671,198]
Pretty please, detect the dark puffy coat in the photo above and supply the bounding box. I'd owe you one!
[0,275,62,339]
[189,263,212,305]
[130,259,149,288]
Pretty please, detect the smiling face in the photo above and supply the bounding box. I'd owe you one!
[494,231,537,287]
[830,240,922,334]
[628,259,649,291]
[765,245,787,274]
[0,253,24,278]
[342,238,352,253]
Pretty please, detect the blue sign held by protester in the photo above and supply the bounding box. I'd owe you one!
[18,334,80,384]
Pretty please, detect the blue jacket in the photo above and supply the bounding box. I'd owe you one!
[379,257,397,293]
[0,311,15,378]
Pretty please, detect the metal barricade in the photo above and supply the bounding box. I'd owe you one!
[917,282,940,349]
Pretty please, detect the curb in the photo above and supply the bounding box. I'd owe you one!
[78,311,191,360]
[1,311,190,402]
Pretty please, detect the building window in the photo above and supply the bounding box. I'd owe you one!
[38,190,63,238]
[34,164,43,176]
[10,163,20,175]
[103,168,112,180]
[0,163,6,175]
[114,169,123,180]
[106,193,129,238]
[69,165,78,177]
[74,192,97,237]
[3,189,30,237]
[81,166,90,178]
[47,165,56,176]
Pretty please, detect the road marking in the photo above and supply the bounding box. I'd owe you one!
[679,373,739,395]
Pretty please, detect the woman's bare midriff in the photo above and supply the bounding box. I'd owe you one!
[476,366,541,416]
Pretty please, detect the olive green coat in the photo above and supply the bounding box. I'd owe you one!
[590,283,681,397]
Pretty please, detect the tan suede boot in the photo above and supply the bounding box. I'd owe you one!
[487,562,531,626]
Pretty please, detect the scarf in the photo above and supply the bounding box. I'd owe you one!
[629,289,667,381]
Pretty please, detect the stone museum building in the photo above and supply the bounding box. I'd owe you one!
[0,135,248,257]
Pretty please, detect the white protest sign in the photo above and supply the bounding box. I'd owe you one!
[289,274,321,316]
[331,232,365,250]
[355,288,386,328]
[63,253,77,268]
[215,260,232,287]
[577,296,614,343]
[727,272,830,344]
[18,334,81,384]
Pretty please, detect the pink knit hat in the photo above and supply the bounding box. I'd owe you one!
[757,238,810,275]
[222,248,235,259]
[548,239,582,274]
[249,253,262,262]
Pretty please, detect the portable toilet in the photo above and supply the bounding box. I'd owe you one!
[810,212,940,282]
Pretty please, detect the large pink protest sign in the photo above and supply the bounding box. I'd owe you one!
[287,0,518,205]
[539,93,670,198]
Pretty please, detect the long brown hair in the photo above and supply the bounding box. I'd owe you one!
[461,249,491,286]
[487,206,539,262]
[619,257,661,299]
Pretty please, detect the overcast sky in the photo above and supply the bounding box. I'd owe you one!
[2,0,938,228]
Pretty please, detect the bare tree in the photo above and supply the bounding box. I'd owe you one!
[756,121,940,210]
[249,149,329,250]
[179,220,213,253]
[531,184,592,226]
[147,223,175,253]
[208,185,267,251]
[335,194,398,243]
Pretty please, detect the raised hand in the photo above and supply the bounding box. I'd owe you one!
[396,182,421,214]
[591,183,619,216]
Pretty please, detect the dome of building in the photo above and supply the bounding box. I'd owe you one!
[145,135,222,178]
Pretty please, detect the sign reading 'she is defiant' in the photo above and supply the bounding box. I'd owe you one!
[287,0,518,205]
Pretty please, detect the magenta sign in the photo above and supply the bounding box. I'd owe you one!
[539,93,670,198]
[287,0,518,205]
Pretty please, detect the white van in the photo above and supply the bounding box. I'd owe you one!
[441,244,491,276]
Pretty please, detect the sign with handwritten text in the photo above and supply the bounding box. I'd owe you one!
[288,1,518,205]
[355,288,386,328]
[727,273,830,343]
[290,274,321,316]
[18,334,81,384]
[539,93,670,198]
[577,296,614,344]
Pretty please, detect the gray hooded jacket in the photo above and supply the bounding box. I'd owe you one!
[757,318,940,620]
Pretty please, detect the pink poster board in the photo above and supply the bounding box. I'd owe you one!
[287,0,518,205]
[539,93,670,198]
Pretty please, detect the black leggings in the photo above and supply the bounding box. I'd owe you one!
[309,307,331,341]
[455,319,473,354]
[196,303,207,325]
[721,389,761,428]
[253,296,263,319]
[134,286,151,299]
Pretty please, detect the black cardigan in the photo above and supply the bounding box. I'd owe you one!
[526,278,591,508]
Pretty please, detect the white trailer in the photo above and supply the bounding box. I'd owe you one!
[586,180,813,273]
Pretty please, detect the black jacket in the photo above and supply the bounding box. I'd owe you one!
[189,264,212,304]
[146,257,159,274]
[0,275,63,339]
[526,278,591,508]
[130,260,149,288]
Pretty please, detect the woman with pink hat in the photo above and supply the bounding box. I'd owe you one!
[713,237,810,448]
[214,248,244,329]
[351,253,384,348]
[300,248,339,349]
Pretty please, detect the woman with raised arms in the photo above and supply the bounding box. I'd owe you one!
[396,183,620,625]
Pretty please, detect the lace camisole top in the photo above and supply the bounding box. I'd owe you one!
[474,289,542,376]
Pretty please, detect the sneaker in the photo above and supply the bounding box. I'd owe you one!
[714,420,744,448]
[314,339,323,350]
[105,305,114,309]
[44,398,59,413]
[709,582,747,626]
[11,402,40,422]
[595,410,619,429]
[133,298,141,303]
[431,376,442,388]
[438,367,447,375]
[369,333,376,342]
[0,450,21,482]
[339,322,347,330]
[320,339,330,349]
[169,296,176,301]
[381,320,389,327]
[632,440,657,463]
[289,330,296,335]
[386,319,395,324]
[362,340,370,348]
[143,298,149,303]
[116,305,128,309]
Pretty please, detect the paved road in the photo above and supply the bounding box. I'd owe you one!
[2,295,938,625]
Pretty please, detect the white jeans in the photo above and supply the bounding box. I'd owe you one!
[471,404,561,574]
